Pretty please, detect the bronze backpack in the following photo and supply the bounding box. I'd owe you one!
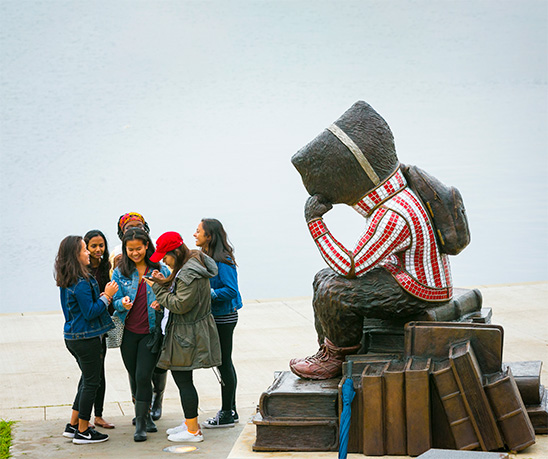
[401,164,471,255]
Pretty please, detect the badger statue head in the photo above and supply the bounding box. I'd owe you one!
[291,101,399,205]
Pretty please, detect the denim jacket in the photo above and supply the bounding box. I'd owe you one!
[61,277,114,340]
[112,264,171,333]
[210,260,243,317]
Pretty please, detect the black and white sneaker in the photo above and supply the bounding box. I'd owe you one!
[73,427,109,444]
[62,423,78,438]
[202,410,235,429]
[232,410,239,424]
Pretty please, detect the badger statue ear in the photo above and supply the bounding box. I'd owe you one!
[291,101,399,205]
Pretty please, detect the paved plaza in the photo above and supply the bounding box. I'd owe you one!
[1,282,547,458]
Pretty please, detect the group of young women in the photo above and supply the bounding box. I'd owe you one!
[54,212,242,445]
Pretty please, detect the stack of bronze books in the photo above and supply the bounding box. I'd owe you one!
[253,321,546,455]
[410,322,540,455]
[252,370,340,452]
[340,354,432,456]
[506,360,547,435]
[362,288,487,355]
[342,322,542,456]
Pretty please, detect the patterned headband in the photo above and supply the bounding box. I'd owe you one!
[119,212,146,230]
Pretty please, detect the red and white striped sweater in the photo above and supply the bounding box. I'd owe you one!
[308,167,453,302]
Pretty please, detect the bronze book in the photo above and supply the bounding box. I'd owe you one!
[431,359,480,450]
[362,362,390,456]
[342,354,399,453]
[258,371,339,420]
[449,341,504,451]
[383,360,407,455]
[365,329,406,354]
[527,388,548,434]
[252,412,338,452]
[405,356,432,456]
[343,353,399,377]
[414,288,482,321]
[404,321,504,374]
[484,367,535,452]
[505,360,543,406]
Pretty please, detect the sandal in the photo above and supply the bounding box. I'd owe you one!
[94,417,115,429]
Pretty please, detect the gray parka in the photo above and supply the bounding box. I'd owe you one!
[152,254,221,371]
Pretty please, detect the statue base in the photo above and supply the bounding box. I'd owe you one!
[253,289,546,454]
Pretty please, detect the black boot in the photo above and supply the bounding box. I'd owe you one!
[130,378,136,425]
[134,401,148,442]
[150,371,167,421]
[131,396,136,426]
[146,411,157,433]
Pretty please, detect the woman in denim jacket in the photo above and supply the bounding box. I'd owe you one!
[111,227,170,442]
[194,218,243,429]
[55,235,118,445]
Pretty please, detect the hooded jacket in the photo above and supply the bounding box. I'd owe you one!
[152,254,221,371]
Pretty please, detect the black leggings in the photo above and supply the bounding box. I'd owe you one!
[75,336,107,417]
[65,337,103,421]
[171,370,198,419]
[120,329,159,403]
[216,321,238,411]
[93,336,107,417]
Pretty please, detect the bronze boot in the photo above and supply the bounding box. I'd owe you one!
[289,338,360,380]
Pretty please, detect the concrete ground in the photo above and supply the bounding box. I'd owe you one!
[1,282,547,458]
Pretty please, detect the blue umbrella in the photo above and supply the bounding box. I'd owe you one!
[339,360,355,459]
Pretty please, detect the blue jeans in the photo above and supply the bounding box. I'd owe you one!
[65,337,103,421]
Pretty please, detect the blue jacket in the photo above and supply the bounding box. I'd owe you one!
[210,260,243,317]
[112,264,171,333]
[61,277,114,340]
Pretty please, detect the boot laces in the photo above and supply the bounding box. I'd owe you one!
[304,344,330,362]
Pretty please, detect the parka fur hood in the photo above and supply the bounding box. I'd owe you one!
[177,254,218,285]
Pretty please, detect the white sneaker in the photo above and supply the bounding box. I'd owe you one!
[166,422,187,435]
[168,429,203,443]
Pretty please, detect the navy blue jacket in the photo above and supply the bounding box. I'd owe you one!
[60,277,114,340]
[210,260,243,317]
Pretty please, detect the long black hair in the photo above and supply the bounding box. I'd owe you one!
[118,227,160,278]
[84,229,111,291]
[200,218,236,266]
[54,235,89,288]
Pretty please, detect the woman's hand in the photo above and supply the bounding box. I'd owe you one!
[150,300,161,311]
[151,270,165,280]
[143,270,165,287]
[143,277,154,287]
[104,281,118,298]
[122,296,133,310]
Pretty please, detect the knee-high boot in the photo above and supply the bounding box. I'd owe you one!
[134,401,148,442]
[131,395,136,426]
[151,371,167,420]
[146,409,157,432]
